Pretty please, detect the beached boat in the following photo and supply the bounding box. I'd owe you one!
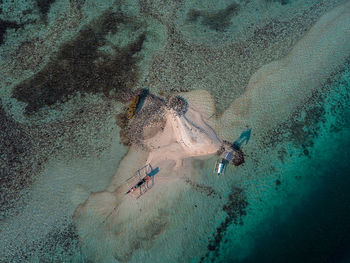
[125,164,158,198]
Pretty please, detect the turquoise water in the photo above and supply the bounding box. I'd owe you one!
[209,67,350,263]
[1,0,350,262]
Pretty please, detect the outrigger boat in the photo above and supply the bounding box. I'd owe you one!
[125,164,158,197]
[214,151,234,176]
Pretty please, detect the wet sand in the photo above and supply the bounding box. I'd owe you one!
[73,92,221,261]
[219,1,350,141]
[74,2,350,261]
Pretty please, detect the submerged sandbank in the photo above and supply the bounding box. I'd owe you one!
[220,1,350,141]
[74,91,221,261]
[74,2,350,262]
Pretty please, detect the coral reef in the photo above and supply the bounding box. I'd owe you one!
[117,93,166,147]
[0,19,21,45]
[12,11,145,114]
[166,95,188,116]
[186,3,240,32]
[201,187,248,262]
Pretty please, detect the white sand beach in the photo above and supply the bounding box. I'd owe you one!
[73,92,222,261]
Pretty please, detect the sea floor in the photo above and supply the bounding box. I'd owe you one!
[208,65,350,263]
[1,0,350,262]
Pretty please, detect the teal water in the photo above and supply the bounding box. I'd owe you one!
[1,0,350,262]
[210,67,350,263]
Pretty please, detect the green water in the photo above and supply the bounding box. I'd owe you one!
[1,0,350,262]
[207,68,350,263]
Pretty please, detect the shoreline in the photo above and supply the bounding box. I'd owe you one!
[73,93,223,261]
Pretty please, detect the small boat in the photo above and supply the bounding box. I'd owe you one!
[125,164,158,197]
[214,151,234,176]
[125,175,152,195]
[214,159,227,176]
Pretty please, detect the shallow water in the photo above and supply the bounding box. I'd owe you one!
[1,0,350,262]
[212,66,350,263]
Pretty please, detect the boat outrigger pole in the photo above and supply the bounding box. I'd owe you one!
[125,164,158,197]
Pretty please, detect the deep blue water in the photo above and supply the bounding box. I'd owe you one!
[234,136,350,263]
[219,68,350,263]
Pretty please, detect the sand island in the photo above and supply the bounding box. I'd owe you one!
[73,2,350,262]
[73,90,240,261]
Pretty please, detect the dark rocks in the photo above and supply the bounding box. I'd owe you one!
[231,148,245,166]
[184,178,221,198]
[0,19,21,45]
[217,140,245,166]
[186,3,240,32]
[12,11,146,114]
[202,187,248,261]
[118,93,166,147]
[166,95,188,116]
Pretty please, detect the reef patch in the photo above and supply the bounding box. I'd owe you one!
[186,3,240,32]
[184,178,221,199]
[0,18,21,45]
[0,102,43,218]
[12,11,146,114]
[200,187,248,262]
[37,0,56,21]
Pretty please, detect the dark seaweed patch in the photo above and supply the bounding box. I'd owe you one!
[12,12,145,114]
[265,0,290,5]
[13,221,81,262]
[275,179,281,189]
[0,19,21,45]
[37,0,56,21]
[0,103,39,218]
[185,178,221,198]
[186,3,240,32]
[38,222,80,260]
[200,187,248,262]
[262,90,326,156]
